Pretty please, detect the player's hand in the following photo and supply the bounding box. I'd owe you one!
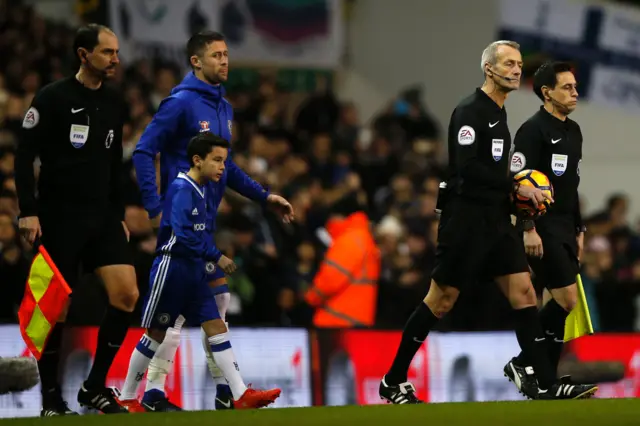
[524,229,543,258]
[217,255,237,274]
[517,185,554,205]
[18,216,42,244]
[577,232,584,262]
[267,194,295,224]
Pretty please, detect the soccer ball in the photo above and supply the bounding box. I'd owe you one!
[513,169,554,217]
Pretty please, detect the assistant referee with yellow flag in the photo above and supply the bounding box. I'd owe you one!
[14,24,138,415]
[504,61,596,397]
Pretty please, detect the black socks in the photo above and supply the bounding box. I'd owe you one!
[513,306,555,390]
[38,322,64,400]
[85,306,131,389]
[386,302,439,385]
[539,299,570,377]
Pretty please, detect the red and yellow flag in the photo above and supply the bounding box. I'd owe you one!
[18,245,72,360]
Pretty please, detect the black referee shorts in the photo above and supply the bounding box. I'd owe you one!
[431,197,529,290]
[39,212,133,289]
[528,234,579,290]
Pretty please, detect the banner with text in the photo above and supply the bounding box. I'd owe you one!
[0,325,311,418]
[565,334,640,399]
[498,0,640,110]
[179,327,312,410]
[108,0,344,68]
[428,332,525,403]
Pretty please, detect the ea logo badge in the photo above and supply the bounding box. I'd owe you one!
[458,125,475,145]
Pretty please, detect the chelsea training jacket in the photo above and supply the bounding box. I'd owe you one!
[133,72,269,227]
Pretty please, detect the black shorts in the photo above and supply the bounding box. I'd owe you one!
[528,235,579,290]
[39,213,133,289]
[431,197,529,290]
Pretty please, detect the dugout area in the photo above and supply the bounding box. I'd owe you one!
[1,399,639,426]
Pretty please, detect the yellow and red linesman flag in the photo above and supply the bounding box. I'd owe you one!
[18,245,72,360]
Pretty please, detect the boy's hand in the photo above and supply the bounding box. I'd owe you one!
[217,255,237,274]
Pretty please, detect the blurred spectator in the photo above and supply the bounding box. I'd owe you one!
[303,194,380,327]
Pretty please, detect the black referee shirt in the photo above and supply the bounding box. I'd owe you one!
[446,88,514,204]
[15,76,126,221]
[510,106,583,238]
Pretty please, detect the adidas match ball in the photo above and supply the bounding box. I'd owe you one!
[513,169,554,217]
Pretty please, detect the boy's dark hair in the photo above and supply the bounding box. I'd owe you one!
[73,23,114,62]
[186,31,225,69]
[532,61,574,101]
[187,132,229,166]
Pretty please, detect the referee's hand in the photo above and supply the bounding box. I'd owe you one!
[524,229,543,258]
[517,185,554,205]
[18,216,42,245]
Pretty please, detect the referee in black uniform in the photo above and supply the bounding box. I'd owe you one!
[15,24,137,415]
[505,61,597,396]
[378,41,594,404]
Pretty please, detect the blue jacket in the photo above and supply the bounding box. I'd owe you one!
[133,72,269,223]
[157,172,221,261]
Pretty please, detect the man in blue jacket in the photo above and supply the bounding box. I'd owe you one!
[118,31,294,412]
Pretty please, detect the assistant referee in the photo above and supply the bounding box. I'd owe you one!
[505,61,597,396]
[14,24,137,416]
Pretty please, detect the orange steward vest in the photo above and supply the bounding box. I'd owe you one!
[304,212,380,327]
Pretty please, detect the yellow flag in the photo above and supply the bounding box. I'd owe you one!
[564,274,594,342]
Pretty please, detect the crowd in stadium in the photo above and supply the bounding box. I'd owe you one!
[0,2,639,333]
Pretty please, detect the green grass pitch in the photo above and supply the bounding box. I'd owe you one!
[2,399,639,426]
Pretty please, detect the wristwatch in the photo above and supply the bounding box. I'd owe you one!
[523,219,535,232]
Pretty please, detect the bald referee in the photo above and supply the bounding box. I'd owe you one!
[15,24,136,415]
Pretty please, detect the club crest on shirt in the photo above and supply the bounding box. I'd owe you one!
[228,120,232,137]
[199,121,210,133]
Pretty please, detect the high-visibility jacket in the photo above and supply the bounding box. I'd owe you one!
[305,212,380,327]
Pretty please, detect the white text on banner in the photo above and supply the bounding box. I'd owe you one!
[588,65,640,113]
[427,331,525,403]
[179,327,312,410]
[499,0,588,43]
[598,3,640,57]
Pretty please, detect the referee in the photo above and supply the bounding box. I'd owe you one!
[505,61,597,395]
[14,24,137,415]
[378,41,593,404]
